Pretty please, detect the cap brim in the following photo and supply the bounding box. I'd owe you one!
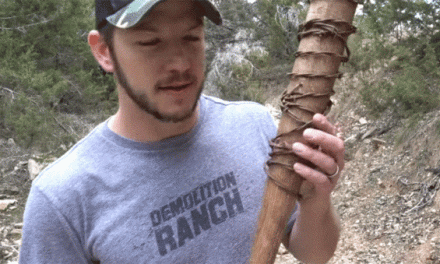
[106,0,222,29]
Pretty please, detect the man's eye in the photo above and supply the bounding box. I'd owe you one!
[137,39,160,46]
[184,35,200,42]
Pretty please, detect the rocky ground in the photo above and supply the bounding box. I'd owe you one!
[274,75,440,263]
[0,141,32,263]
[2,78,440,263]
[274,107,440,264]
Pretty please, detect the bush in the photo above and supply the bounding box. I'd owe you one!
[390,66,439,115]
[0,0,118,150]
[361,64,439,118]
[2,93,74,150]
[246,50,270,70]
[217,53,271,104]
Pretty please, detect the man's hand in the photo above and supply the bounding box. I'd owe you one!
[286,113,344,264]
[292,113,344,211]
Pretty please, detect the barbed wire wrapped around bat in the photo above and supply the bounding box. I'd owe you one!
[266,17,357,195]
[306,0,364,4]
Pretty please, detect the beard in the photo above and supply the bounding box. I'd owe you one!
[111,51,203,123]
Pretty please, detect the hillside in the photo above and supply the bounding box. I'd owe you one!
[1,1,440,263]
[2,70,440,263]
[274,73,440,263]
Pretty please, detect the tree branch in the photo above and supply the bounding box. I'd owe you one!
[53,116,69,134]
[0,86,16,100]
[0,18,54,32]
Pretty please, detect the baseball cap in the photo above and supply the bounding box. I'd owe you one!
[96,0,222,30]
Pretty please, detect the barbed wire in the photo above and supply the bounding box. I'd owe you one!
[266,16,357,196]
[308,0,364,4]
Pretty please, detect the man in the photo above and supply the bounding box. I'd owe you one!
[20,0,344,263]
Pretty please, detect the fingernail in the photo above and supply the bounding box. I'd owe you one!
[293,163,304,173]
[292,143,304,153]
[303,129,314,140]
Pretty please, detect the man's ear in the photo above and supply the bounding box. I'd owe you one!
[88,30,115,73]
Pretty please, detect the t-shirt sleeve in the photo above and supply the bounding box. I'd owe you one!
[285,203,299,235]
[19,186,91,264]
[262,108,278,140]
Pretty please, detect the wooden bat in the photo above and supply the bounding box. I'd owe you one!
[250,0,359,263]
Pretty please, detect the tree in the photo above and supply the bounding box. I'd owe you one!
[203,0,301,101]
[362,0,437,40]
[0,0,115,149]
[354,0,440,118]
[254,0,300,61]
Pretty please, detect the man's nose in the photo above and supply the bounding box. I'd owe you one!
[165,44,191,73]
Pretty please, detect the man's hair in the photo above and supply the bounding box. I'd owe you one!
[99,23,116,50]
[97,23,116,75]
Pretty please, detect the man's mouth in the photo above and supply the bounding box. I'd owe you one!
[159,82,192,92]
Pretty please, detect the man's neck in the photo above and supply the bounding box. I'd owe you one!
[108,103,200,143]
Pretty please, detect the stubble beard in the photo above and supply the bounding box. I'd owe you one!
[111,52,204,123]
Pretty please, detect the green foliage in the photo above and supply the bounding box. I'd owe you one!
[345,31,373,74]
[1,93,74,150]
[349,0,440,119]
[435,120,440,136]
[217,79,266,105]
[216,61,265,104]
[390,66,438,115]
[246,50,270,69]
[206,0,300,65]
[215,51,272,104]
[231,62,253,81]
[204,0,256,60]
[254,0,299,62]
[0,0,116,149]
[360,62,439,118]
[2,0,439,151]
[394,113,423,146]
[362,0,435,41]
[207,0,298,103]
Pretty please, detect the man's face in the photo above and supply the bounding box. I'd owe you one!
[110,0,206,123]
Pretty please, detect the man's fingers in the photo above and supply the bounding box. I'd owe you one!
[302,129,345,164]
[292,142,339,177]
[293,162,330,185]
[312,114,336,135]
[292,114,345,180]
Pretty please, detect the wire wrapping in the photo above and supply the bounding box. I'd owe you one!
[266,18,357,195]
[309,0,364,4]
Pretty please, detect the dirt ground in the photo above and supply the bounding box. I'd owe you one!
[2,75,440,263]
[274,75,440,263]
[273,107,440,263]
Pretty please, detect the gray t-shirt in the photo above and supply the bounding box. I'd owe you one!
[20,95,280,264]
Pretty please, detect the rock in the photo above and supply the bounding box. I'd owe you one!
[372,138,387,150]
[0,187,20,195]
[344,134,357,145]
[372,138,386,145]
[377,179,386,189]
[361,127,377,140]
[0,199,17,211]
[13,223,23,229]
[9,229,22,240]
[7,138,15,146]
[28,159,43,180]
[359,117,368,125]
